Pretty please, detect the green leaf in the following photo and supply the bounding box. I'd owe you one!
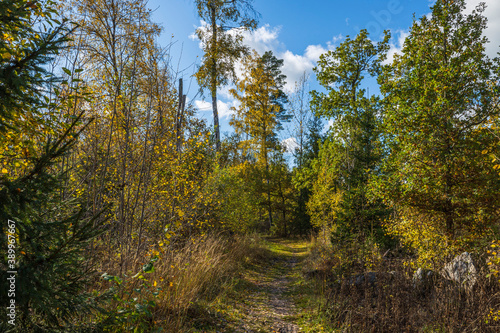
[142,262,155,273]
[102,273,115,281]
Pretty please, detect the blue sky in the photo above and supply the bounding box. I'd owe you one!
[147,0,500,150]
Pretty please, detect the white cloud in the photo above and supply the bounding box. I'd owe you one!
[325,119,334,132]
[218,100,237,118]
[218,85,234,100]
[194,99,211,111]
[240,24,284,54]
[282,137,298,153]
[330,34,344,46]
[385,30,409,64]
[240,27,342,91]
[304,44,329,63]
[280,51,315,91]
[191,22,343,92]
[189,20,207,49]
[466,0,500,58]
[194,99,238,119]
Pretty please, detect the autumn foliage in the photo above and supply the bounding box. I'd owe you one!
[1,0,500,331]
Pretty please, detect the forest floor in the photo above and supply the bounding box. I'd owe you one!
[191,238,332,333]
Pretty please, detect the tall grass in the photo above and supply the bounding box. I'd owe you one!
[87,233,264,332]
[151,234,250,330]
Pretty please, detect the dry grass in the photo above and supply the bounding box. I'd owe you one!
[324,261,500,332]
[150,233,265,330]
[304,236,500,332]
[87,233,266,332]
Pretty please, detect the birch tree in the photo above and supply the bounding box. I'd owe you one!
[194,0,258,151]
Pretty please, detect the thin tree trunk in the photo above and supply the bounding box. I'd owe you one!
[281,185,286,236]
[210,5,220,151]
[265,149,272,231]
[212,91,220,150]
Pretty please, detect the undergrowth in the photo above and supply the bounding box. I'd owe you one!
[304,234,500,332]
[79,233,265,332]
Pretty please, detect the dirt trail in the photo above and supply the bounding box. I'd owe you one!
[192,238,329,333]
[228,239,307,333]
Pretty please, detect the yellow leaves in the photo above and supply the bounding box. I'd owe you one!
[2,33,13,43]
[487,241,500,282]
[384,207,458,268]
[1,168,8,174]
[485,309,500,323]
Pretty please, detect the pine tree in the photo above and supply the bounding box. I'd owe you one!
[291,115,324,234]
[230,50,289,230]
[0,1,106,330]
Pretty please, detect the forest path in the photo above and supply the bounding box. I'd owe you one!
[195,238,313,333]
[230,238,306,333]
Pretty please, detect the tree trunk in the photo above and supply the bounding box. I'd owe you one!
[282,192,287,236]
[210,5,220,151]
[266,161,272,231]
[212,91,220,151]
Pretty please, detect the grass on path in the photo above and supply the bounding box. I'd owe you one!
[190,236,334,333]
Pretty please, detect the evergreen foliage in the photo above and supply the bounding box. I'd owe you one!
[310,30,390,243]
[230,50,289,230]
[0,1,107,331]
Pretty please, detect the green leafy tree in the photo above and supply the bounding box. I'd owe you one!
[0,0,64,133]
[194,0,258,151]
[0,0,106,331]
[310,30,390,242]
[293,115,324,194]
[269,151,295,236]
[373,0,500,262]
[209,162,262,233]
[289,77,323,234]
